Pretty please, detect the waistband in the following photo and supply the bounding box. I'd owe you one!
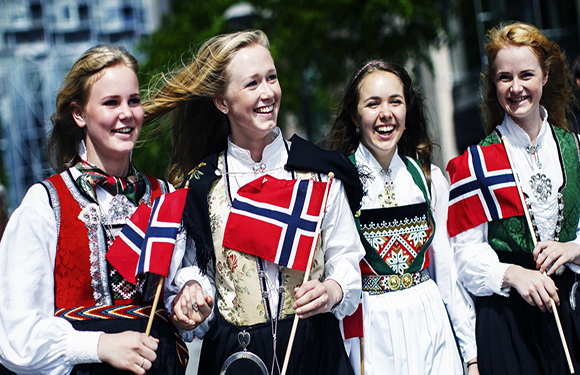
[55,304,168,322]
[362,268,430,295]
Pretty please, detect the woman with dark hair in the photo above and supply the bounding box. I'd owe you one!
[453,21,580,374]
[0,45,186,375]
[327,60,478,374]
[144,29,364,375]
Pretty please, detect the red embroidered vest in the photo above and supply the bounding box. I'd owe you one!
[45,172,164,310]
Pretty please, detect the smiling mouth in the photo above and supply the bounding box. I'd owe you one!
[255,105,274,114]
[375,125,395,135]
[508,96,529,103]
[113,128,132,134]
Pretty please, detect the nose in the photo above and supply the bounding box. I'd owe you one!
[260,81,275,100]
[379,104,392,121]
[511,78,522,93]
[118,103,133,120]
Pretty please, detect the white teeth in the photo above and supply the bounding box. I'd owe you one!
[114,128,132,134]
[376,125,394,134]
[509,97,527,102]
[255,105,274,113]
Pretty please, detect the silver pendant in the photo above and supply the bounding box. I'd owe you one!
[529,173,552,201]
[570,281,580,310]
[108,195,133,222]
[220,331,268,375]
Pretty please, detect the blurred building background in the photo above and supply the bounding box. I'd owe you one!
[0,0,168,209]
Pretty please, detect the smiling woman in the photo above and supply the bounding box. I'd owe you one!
[143,29,365,375]
[0,45,186,375]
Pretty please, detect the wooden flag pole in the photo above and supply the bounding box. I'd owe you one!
[501,136,575,374]
[145,275,165,336]
[280,173,334,375]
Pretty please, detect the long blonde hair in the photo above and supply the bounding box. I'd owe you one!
[143,30,270,185]
[47,45,138,173]
[481,21,575,134]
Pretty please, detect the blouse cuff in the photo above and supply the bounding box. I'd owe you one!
[494,262,513,296]
[68,330,103,365]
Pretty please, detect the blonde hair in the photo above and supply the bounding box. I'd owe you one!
[47,44,138,172]
[143,29,270,185]
[481,21,575,134]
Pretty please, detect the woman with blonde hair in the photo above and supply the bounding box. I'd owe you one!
[145,29,364,374]
[0,44,186,375]
[453,21,580,374]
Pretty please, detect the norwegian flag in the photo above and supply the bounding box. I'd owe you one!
[222,175,329,271]
[106,188,188,283]
[446,143,524,237]
[343,303,364,339]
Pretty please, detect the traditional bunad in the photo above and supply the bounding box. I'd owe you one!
[343,143,476,375]
[453,108,580,374]
[0,143,187,375]
[170,128,365,375]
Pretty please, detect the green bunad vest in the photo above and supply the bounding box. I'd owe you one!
[480,126,580,255]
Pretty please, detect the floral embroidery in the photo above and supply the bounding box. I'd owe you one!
[226,254,238,273]
[188,162,206,180]
[386,249,410,275]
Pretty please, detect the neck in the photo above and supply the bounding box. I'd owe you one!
[231,131,276,162]
[510,113,542,145]
[88,158,130,177]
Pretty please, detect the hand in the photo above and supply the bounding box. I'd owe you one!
[171,280,214,331]
[293,279,343,319]
[502,265,559,312]
[533,241,580,275]
[97,331,158,374]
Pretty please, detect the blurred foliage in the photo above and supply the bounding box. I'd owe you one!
[133,0,459,180]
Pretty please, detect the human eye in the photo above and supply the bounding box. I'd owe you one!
[103,99,119,106]
[522,71,535,79]
[246,80,257,88]
[129,96,141,105]
[496,73,511,82]
[267,73,277,82]
[366,100,379,108]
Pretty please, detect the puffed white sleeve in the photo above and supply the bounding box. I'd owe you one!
[452,218,512,297]
[164,236,216,341]
[0,184,102,375]
[428,167,477,362]
[319,177,365,320]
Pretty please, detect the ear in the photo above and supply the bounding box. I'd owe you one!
[351,113,360,128]
[71,103,86,128]
[213,97,228,114]
[542,68,549,86]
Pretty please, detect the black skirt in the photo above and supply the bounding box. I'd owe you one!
[70,316,187,375]
[198,311,354,375]
[476,252,580,375]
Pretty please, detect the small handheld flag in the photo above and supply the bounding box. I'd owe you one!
[222,175,329,271]
[446,143,524,237]
[106,188,189,283]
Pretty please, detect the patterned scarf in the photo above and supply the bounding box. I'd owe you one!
[74,160,145,205]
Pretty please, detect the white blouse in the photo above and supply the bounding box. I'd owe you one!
[453,108,580,298]
[172,128,365,341]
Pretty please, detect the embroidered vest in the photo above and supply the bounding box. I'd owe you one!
[210,154,325,326]
[350,154,434,276]
[481,126,580,254]
[42,170,165,310]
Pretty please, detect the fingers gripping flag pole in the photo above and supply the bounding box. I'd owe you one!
[501,136,574,374]
[106,188,189,336]
[280,173,334,375]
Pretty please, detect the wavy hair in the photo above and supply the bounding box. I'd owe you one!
[47,44,138,173]
[481,21,575,133]
[326,60,433,187]
[143,30,270,185]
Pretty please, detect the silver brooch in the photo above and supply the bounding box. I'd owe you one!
[529,173,552,201]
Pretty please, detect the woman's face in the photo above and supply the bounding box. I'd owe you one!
[217,44,281,148]
[494,45,547,128]
[73,63,143,175]
[354,70,406,166]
